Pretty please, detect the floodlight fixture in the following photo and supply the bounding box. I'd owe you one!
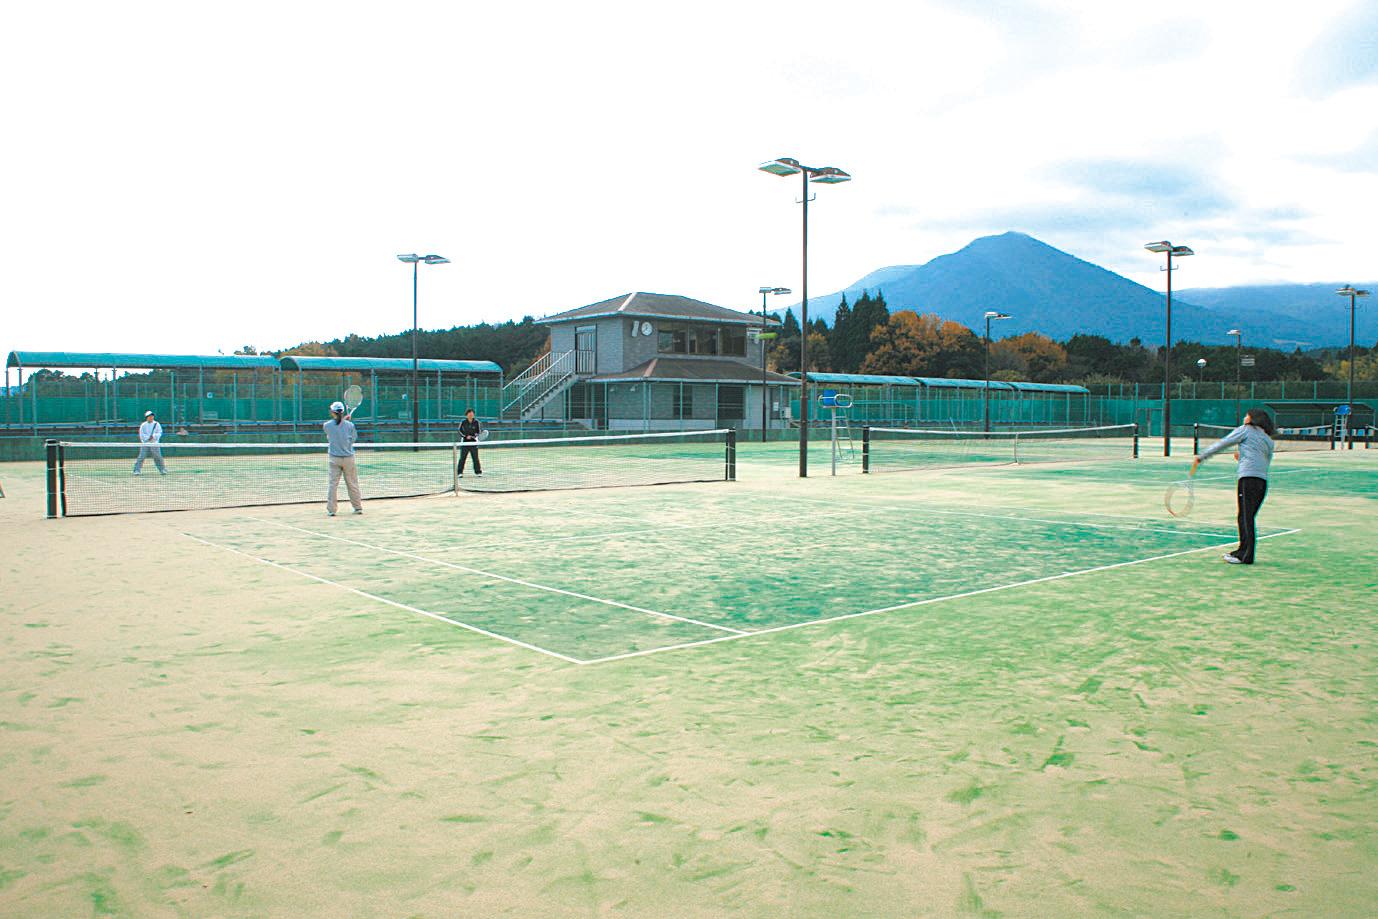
[758,158,803,176]
[808,167,852,185]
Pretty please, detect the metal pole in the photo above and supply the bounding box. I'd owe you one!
[1349,293,1356,449]
[799,168,809,478]
[830,406,838,476]
[984,314,992,433]
[1163,252,1173,457]
[411,259,420,443]
[761,291,769,443]
[1234,332,1241,424]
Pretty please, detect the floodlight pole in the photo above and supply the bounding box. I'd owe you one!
[410,259,419,442]
[758,157,851,477]
[1228,328,1242,424]
[981,311,1014,432]
[758,287,789,443]
[799,167,811,476]
[397,253,449,443]
[1145,241,1193,456]
[1337,286,1370,449]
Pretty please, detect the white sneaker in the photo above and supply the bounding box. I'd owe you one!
[352,508,363,514]
[1222,554,1243,564]
[327,511,336,517]
[132,471,141,476]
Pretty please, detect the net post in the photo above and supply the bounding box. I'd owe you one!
[1192,423,1199,456]
[725,429,736,481]
[45,440,59,518]
[452,442,459,495]
[1132,423,1139,459]
[861,426,870,473]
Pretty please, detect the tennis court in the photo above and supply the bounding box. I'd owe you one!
[1,434,1376,916]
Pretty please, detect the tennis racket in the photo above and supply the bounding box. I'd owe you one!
[343,385,363,419]
[477,428,490,442]
[1164,472,1196,518]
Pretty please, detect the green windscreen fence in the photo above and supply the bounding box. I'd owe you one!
[2,370,500,431]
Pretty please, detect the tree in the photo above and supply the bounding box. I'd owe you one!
[989,332,1068,382]
[860,311,982,378]
[279,341,338,357]
[767,310,803,374]
[829,294,852,372]
[850,289,889,372]
[806,331,832,373]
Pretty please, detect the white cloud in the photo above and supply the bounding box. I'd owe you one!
[2,0,1376,360]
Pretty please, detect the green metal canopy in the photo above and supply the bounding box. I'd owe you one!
[6,351,279,371]
[803,371,923,386]
[1006,381,1091,394]
[798,371,1088,394]
[279,356,502,375]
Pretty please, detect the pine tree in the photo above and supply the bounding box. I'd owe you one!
[830,294,852,374]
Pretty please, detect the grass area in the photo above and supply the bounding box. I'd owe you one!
[0,445,1375,916]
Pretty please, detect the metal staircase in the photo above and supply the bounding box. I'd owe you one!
[501,350,576,421]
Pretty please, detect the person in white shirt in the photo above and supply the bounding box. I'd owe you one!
[324,401,363,516]
[133,410,167,475]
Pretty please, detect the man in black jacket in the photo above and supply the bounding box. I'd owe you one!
[457,408,483,477]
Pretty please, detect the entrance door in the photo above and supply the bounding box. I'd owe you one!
[575,326,597,375]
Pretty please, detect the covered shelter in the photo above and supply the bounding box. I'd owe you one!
[795,372,1091,427]
[4,351,281,432]
[278,356,503,424]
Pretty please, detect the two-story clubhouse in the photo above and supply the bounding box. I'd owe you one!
[501,292,798,431]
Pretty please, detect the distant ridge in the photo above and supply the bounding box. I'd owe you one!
[776,232,1358,347]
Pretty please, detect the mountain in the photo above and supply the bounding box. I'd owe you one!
[1176,283,1377,348]
[777,232,1351,347]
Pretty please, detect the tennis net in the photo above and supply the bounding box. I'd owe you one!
[46,429,736,517]
[862,424,1139,473]
[1193,422,1366,453]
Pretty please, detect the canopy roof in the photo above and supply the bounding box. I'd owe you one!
[6,351,502,376]
[538,292,778,327]
[799,371,1089,394]
[7,351,279,371]
[589,357,799,385]
[279,356,501,375]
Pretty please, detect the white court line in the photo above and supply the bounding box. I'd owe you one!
[182,533,588,665]
[581,528,1304,665]
[782,490,1241,540]
[246,517,747,635]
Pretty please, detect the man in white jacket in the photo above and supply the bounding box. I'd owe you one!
[133,410,167,476]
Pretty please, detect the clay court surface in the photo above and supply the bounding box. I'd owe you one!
[1,442,1375,916]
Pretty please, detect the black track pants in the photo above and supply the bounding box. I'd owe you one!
[1232,476,1268,564]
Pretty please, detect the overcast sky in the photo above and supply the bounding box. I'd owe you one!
[3,0,1376,361]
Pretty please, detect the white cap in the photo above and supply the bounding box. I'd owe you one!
[144,410,155,417]
[330,401,345,413]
